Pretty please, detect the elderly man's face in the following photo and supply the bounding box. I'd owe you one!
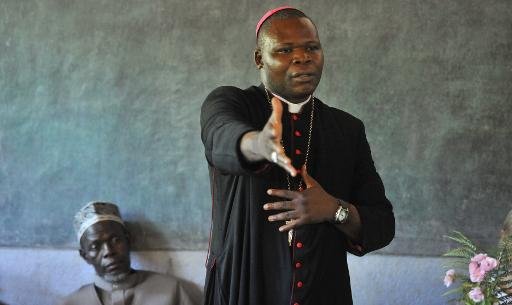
[79,221,131,282]
[256,17,324,103]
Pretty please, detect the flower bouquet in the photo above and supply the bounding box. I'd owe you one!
[442,231,512,305]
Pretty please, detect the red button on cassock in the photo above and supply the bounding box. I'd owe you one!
[294,303,300,305]
[292,114,299,121]
[296,242,303,248]
[295,262,302,269]
[295,149,301,155]
[297,281,303,288]
[294,130,301,137]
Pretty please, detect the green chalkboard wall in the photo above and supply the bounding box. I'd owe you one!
[1,0,511,255]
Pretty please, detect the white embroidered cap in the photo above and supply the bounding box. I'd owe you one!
[74,201,125,241]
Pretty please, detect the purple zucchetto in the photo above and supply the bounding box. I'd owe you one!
[255,6,302,37]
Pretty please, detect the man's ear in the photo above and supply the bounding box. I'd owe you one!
[125,231,132,249]
[121,226,132,250]
[79,248,89,263]
[254,49,263,69]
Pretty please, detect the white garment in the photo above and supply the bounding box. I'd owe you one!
[59,270,196,305]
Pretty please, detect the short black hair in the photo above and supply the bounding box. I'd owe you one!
[256,8,312,47]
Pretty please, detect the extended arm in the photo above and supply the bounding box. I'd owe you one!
[201,87,295,175]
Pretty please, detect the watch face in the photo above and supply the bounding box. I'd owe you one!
[335,206,349,224]
[339,210,348,221]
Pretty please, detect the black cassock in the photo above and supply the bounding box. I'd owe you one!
[200,85,395,305]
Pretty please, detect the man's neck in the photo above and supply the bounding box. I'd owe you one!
[94,270,138,291]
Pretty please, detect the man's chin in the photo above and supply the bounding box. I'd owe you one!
[101,270,131,283]
[288,84,319,100]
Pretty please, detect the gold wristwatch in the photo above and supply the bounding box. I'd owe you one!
[333,200,349,224]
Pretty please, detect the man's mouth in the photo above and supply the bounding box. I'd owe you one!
[104,261,122,272]
[291,72,316,81]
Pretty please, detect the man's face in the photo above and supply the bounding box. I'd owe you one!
[79,221,131,283]
[255,17,324,103]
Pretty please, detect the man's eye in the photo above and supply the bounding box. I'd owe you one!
[307,45,320,51]
[278,48,292,53]
[111,237,121,244]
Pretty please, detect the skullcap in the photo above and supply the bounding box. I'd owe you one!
[255,6,300,37]
[74,201,125,241]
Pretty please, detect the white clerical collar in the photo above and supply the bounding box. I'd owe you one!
[270,91,312,114]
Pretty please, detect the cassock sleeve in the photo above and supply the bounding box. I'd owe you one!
[348,121,395,256]
[200,86,269,175]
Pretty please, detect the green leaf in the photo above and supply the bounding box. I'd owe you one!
[444,231,478,253]
[442,286,463,296]
[443,247,476,259]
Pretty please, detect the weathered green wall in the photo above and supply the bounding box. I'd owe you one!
[1,0,511,255]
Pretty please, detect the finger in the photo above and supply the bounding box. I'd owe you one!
[267,144,297,177]
[268,141,286,157]
[262,122,280,141]
[266,188,299,200]
[271,146,296,176]
[280,162,298,177]
[267,145,289,165]
[276,156,297,177]
[276,152,290,165]
[267,210,298,222]
[270,97,283,125]
[263,199,295,211]
[300,164,317,188]
[263,97,283,139]
[279,219,303,232]
[264,121,281,139]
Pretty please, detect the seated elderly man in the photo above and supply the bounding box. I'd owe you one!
[60,201,196,305]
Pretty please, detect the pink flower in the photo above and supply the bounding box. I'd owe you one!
[480,256,498,272]
[444,269,455,287]
[469,261,486,282]
[469,253,498,283]
[468,287,485,303]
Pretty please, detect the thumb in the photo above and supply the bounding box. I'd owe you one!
[301,165,317,188]
[270,96,283,125]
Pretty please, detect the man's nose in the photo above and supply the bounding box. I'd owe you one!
[101,241,116,257]
[292,49,311,64]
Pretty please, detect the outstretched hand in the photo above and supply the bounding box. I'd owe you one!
[240,96,297,176]
[264,165,339,232]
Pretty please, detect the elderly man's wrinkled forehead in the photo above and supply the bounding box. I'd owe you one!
[79,220,128,248]
[256,10,318,48]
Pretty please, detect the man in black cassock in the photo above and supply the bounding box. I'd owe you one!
[200,6,395,305]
